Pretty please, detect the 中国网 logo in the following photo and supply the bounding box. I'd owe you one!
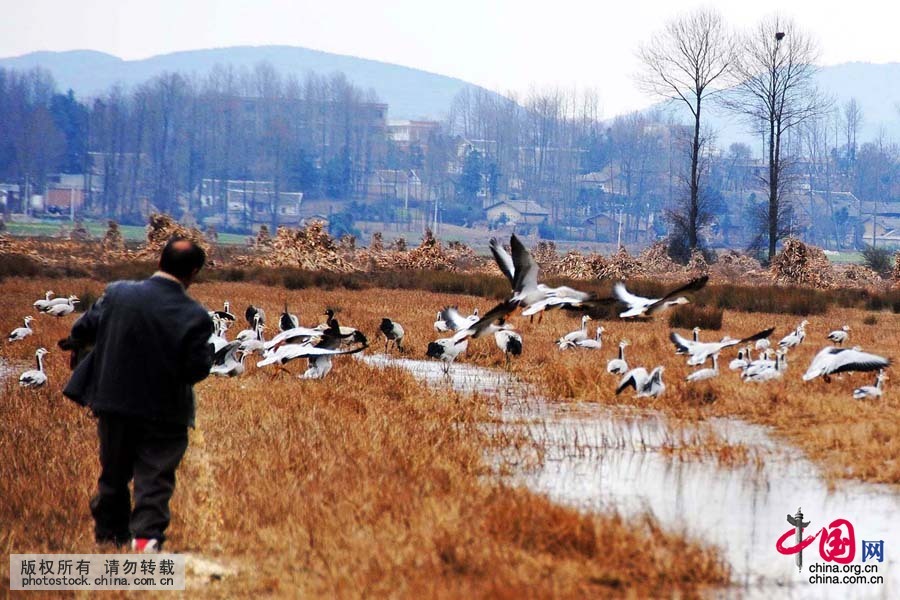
[775,507,885,586]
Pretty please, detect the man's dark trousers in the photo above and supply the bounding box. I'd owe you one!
[91,412,189,546]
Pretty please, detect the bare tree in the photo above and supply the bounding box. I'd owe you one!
[638,7,732,254]
[725,15,831,260]
[843,97,863,165]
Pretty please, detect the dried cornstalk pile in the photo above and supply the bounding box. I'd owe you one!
[70,220,92,242]
[135,213,209,260]
[770,237,834,288]
[254,225,272,247]
[712,250,766,283]
[374,229,457,271]
[390,237,408,252]
[531,241,559,274]
[834,264,882,288]
[603,245,642,280]
[100,221,126,253]
[369,232,384,252]
[893,252,900,283]
[244,221,356,272]
[686,250,710,275]
[0,237,98,266]
[637,242,678,274]
[554,251,608,280]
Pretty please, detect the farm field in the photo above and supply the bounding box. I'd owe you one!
[2,273,899,596]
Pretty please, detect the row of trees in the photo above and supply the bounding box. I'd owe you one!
[0,64,384,226]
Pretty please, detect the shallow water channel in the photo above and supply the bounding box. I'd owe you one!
[361,354,898,599]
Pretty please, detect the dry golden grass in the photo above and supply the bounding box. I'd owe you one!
[0,277,728,598]
[506,305,900,485]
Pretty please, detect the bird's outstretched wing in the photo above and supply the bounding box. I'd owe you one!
[669,331,695,354]
[738,327,775,344]
[439,306,471,331]
[613,282,647,307]
[466,300,518,339]
[489,238,515,286]
[660,275,709,301]
[510,234,539,295]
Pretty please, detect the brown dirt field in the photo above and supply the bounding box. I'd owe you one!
[0,278,728,599]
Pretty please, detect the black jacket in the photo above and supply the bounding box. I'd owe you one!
[63,275,214,427]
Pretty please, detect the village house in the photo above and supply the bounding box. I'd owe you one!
[365,169,425,204]
[484,198,550,229]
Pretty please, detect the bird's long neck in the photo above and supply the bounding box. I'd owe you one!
[693,330,699,342]
[618,345,625,360]
[876,376,884,391]
[256,323,265,341]
[712,354,718,369]
[581,319,588,333]
[24,318,30,328]
[36,354,44,372]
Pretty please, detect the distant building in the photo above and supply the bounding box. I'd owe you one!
[366,169,424,204]
[485,198,550,227]
[387,120,441,151]
[198,178,303,226]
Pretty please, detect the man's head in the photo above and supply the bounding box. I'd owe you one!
[159,237,206,287]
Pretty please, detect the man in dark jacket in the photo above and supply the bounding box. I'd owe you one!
[63,237,214,552]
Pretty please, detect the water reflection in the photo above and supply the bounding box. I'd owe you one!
[360,354,898,599]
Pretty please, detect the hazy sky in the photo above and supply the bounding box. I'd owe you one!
[3,0,898,115]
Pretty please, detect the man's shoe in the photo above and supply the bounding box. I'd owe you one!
[131,538,161,553]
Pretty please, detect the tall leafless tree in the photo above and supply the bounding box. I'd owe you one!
[638,7,732,254]
[725,15,831,260]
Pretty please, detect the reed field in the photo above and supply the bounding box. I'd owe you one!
[0,277,732,598]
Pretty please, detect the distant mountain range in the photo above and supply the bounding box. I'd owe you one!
[0,46,503,121]
[1,47,898,145]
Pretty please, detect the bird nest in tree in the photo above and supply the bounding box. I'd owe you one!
[769,237,834,288]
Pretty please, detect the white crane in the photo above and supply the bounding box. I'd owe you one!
[613,276,708,318]
[279,302,300,332]
[8,316,34,342]
[494,323,523,367]
[686,354,719,383]
[44,296,79,317]
[802,346,890,382]
[572,327,604,349]
[557,315,592,350]
[827,325,851,346]
[210,341,247,377]
[615,366,665,398]
[853,371,888,400]
[379,318,405,353]
[670,327,774,366]
[489,235,603,318]
[33,291,55,311]
[607,340,629,375]
[19,348,49,388]
[779,320,809,349]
